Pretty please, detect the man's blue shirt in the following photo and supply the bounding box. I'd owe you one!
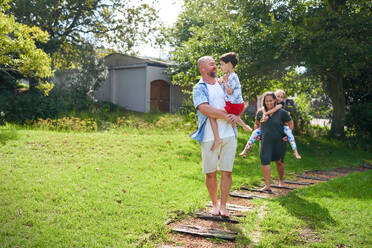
[190,79,238,144]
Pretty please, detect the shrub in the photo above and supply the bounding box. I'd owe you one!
[288,95,311,135]
[345,102,372,138]
[32,117,98,132]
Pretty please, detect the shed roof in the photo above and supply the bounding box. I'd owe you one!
[104,53,171,68]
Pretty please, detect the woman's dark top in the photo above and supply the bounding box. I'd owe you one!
[256,109,292,165]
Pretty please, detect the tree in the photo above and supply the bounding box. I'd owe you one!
[0,0,52,82]
[167,0,372,138]
[0,0,53,122]
[8,0,159,64]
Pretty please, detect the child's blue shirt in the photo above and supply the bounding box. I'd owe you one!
[223,72,243,104]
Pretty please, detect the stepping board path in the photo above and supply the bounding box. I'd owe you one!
[160,166,372,247]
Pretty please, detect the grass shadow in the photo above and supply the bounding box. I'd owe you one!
[0,127,18,145]
[274,193,337,229]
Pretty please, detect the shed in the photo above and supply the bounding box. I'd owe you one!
[95,53,187,113]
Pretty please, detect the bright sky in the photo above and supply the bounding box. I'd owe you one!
[135,0,183,59]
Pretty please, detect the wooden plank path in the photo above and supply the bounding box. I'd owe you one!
[172,225,238,241]
[195,212,240,223]
[296,175,329,181]
[229,191,268,199]
[168,165,371,247]
[284,180,314,185]
[206,202,253,212]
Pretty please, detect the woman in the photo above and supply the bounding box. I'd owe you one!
[255,92,294,191]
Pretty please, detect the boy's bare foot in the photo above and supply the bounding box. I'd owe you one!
[243,125,252,132]
[219,205,230,218]
[278,180,285,187]
[239,149,248,156]
[211,139,222,151]
[294,150,302,159]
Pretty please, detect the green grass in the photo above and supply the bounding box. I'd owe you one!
[243,171,372,247]
[0,121,371,247]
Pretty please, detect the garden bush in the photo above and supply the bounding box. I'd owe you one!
[345,102,372,138]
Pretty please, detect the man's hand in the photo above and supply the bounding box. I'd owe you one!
[282,136,288,141]
[226,114,238,125]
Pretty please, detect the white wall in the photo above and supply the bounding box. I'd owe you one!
[115,67,147,112]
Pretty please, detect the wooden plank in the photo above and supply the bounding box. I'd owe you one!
[296,175,329,181]
[206,202,253,212]
[284,180,314,185]
[172,225,237,241]
[305,170,340,177]
[333,167,364,173]
[195,212,240,223]
[229,191,267,199]
[240,187,276,194]
[362,164,372,169]
[271,185,296,190]
[249,189,276,194]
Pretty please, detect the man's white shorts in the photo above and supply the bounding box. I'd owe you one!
[201,136,237,174]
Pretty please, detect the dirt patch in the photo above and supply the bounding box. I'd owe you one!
[299,227,322,243]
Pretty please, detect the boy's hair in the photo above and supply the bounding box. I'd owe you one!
[219,52,238,68]
[275,89,286,97]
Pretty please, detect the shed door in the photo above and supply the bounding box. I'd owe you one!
[150,80,170,112]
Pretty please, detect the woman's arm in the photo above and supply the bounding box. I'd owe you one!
[254,120,261,129]
[286,120,294,130]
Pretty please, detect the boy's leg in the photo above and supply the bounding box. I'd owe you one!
[283,126,301,159]
[236,116,252,132]
[210,118,222,151]
[239,128,261,156]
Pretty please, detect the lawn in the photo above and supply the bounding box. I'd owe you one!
[0,121,371,247]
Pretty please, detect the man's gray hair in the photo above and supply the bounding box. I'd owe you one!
[197,56,214,69]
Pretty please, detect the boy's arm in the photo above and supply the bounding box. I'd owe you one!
[224,75,233,95]
[264,104,282,116]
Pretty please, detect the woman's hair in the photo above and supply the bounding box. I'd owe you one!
[219,52,238,68]
[262,92,277,111]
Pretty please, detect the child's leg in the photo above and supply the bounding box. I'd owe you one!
[283,126,301,159]
[239,128,261,156]
[236,116,252,132]
[210,117,222,151]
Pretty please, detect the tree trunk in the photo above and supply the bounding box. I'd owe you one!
[328,76,345,138]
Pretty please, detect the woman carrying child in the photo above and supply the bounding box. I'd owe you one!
[240,89,301,159]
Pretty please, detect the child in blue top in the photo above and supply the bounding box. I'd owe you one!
[210,52,252,151]
[239,89,302,159]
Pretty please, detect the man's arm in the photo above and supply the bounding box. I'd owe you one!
[198,103,237,124]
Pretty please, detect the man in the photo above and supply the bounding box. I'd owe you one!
[191,56,238,217]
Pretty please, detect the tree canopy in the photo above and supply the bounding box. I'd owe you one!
[8,0,159,68]
[0,0,52,92]
[166,0,372,138]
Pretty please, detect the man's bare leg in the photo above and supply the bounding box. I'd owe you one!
[275,160,285,186]
[260,165,271,190]
[206,172,219,215]
[219,171,232,217]
[210,118,222,151]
